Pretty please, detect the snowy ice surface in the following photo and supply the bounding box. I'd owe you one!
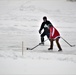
[0,0,76,75]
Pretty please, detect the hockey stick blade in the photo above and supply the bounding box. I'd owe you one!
[26,48,33,50]
[70,45,75,47]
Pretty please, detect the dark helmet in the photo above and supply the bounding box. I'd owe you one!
[43,16,47,20]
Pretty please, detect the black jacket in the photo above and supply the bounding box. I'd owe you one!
[39,20,53,33]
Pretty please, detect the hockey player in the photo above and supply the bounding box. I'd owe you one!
[39,16,53,45]
[48,25,62,51]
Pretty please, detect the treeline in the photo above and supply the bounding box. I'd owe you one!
[67,0,76,2]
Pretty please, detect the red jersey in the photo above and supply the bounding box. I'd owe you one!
[49,26,60,40]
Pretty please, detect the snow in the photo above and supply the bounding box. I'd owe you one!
[0,0,76,75]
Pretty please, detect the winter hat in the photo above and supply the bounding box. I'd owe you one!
[43,16,47,20]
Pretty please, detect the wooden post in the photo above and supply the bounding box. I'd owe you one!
[22,41,24,56]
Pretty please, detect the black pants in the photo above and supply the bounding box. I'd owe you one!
[41,31,49,43]
[50,37,62,50]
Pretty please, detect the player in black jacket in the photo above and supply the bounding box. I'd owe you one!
[39,16,53,45]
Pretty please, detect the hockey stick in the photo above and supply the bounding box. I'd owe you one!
[26,39,48,50]
[61,37,75,47]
